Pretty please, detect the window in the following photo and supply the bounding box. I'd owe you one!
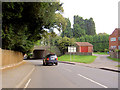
[111,37,116,41]
[111,46,116,49]
[119,46,120,50]
[119,37,120,41]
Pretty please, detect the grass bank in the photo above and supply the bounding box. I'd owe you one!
[58,55,97,64]
[107,56,120,62]
[116,65,120,67]
[93,52,108,55]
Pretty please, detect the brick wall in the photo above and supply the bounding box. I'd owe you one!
[0,49,23,68]
[109,28,120,49]
[109,51,120,59]
[88,46,93,52]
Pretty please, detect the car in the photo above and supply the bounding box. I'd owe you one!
[43,54,58,66]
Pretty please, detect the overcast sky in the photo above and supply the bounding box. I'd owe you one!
[60,0,120,35]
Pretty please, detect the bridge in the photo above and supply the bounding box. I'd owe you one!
[33,46,51,59]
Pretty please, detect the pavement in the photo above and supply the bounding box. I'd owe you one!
[1,54,120,88]
[2,61,35,88]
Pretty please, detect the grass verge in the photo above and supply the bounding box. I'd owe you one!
[58,55,97,64]
[93,52,108,55]
[107,56,120,62]
[116,65,120,67]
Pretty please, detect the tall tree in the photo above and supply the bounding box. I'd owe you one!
[84,18,96,35]
[73,24,85,38]
[61,18,73,38]
[73,15,96,38]
[2,2,66,54]
[74,15,85,29]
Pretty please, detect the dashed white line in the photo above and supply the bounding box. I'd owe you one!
[78,74,108,88]
[24,79,31,88]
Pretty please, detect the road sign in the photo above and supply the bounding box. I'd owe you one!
[68,46,76,52]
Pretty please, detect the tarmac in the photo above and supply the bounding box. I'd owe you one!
[59,54,120,72]
[1,54,120,88]
[2,61,35,88]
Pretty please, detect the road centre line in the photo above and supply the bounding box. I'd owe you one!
[24,79,31,88]
[77,74,108,88]
[16,67,35,88]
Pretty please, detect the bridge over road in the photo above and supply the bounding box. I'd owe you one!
[33,46,50,59]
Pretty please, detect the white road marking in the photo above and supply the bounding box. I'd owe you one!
[78,74,108,88]
[24,79,31,88]
[16,67,35,88]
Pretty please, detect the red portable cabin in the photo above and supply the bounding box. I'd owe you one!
[76,42,93,53]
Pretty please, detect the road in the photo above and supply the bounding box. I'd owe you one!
[25,60,118,88]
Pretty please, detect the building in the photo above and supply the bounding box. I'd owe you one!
[109,28,120,58]
[76,42,93,53]
[66,42,93,55]
[109,28,120,50]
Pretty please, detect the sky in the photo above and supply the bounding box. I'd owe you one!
[60,0,120,35]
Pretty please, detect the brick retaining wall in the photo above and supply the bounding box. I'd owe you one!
[0,49,23,68]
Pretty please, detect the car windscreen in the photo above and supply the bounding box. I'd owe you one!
[46,54,57,58]
[50,55,57,58]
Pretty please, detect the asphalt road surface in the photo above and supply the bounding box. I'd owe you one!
[25,60,118,88]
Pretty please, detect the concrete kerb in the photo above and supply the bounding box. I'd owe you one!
[59,61,120,72]
[2,60,35,88]
[1,61,25,70]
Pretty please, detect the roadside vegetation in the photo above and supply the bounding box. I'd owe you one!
[58,55,97,64]
[93,52,109,55]
[116,65,120,67]
[2,2,109,57]
[107,56,120,62]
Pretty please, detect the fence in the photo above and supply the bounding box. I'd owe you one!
[0,48,23,68]
[109,51,120,59]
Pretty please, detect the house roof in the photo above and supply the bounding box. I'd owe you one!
[110,28,120,36]
[76,42,93,47]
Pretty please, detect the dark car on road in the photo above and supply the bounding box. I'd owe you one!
[43,54,58,66]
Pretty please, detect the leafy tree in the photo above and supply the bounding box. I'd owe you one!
[84,18,96,35]
[76,34,109,52]
[73,15,96,37]
[61,18,73,38]
[55,36,75,54]
[2,2,66,54]
[73,24,85,38]
[74,15,85,29]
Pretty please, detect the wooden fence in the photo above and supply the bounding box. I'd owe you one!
[0,48,23,68]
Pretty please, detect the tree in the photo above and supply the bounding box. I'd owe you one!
[61,18,73,38]
[84,18,96,35]
[76,34,109,52]
[55,36,75,54]
[73,24,85,38]
[74,15,85,29]
[2,2,66,54]
[73,15,96,38]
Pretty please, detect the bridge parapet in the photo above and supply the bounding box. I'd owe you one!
[34,46,50,50]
